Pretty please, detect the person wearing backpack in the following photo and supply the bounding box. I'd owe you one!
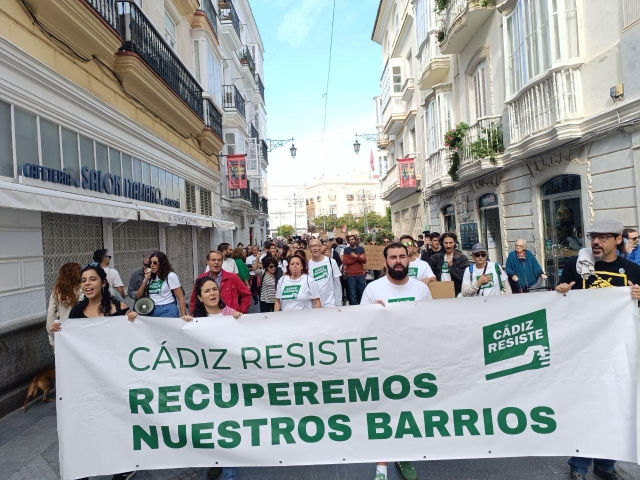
[136,251,187,317]
[461,243,511,297]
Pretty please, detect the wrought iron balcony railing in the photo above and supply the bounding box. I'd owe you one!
[260,139,268,164]
[238,46,255,74]
[250,122,259,140]
[256,74,265,102]
[198,0,218,39]
[230,187,250,201]
[117,1,204,118]
[250,190,261,211]
[261,197,268,214]
[222,85,246,120]
[87,0,119,31]
[218,1,240,40]
[204,98,223,139]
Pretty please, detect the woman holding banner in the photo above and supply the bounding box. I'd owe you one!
[274,254,321,311]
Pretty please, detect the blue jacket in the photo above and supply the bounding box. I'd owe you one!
[505,250,544,290]
[628,246,640,266]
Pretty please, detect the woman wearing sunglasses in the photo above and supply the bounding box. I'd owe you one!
[135,251,188,318]
[461,243,511,297]
[259,256,282,312]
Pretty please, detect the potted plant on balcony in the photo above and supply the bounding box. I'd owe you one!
[444,122,469,181]
[434,0,449,13]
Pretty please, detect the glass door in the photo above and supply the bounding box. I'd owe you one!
[542,196,584,288]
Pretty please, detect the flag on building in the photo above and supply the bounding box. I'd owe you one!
[398,157,417,188]
[227,154,247,189]
[370,149,375,171]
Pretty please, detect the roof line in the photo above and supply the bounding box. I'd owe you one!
[371,0,383,41]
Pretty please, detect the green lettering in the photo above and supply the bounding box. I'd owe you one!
[321,379,346,404]
[161,425,187,448]
[192,422,215,449]
[482,408,495,435]
[367,412,392,440]
[382,375,411,400]
[243,418,268,446]
[286,343,306,367]
[298,415,325,443]
[497,407,527,435]
[293,381,319,406]
[360,337,380,362]
[530,406,556,434]
[242,383,265,407]
[152,342,176,370]
[129,347,150,371]
[318,340,338,365]
[347,377,380,402]
[453,409,480,436]
[213,383,239,408]
[413,373,438,398]
[265,344,284,369]
[271,417,296,445]
[336,338,357,363]
[132,425,158,450]
[177,348,198,368]
[241,347,262,369]
[423,410,451,437]
[218,420,242,449]
[328,414,352,441]
[395,411,422,438]
[267,382,291,406]
[210,348,231,370]
[129,388,154,414]
[158,385,181,413]
[184,384,209,411]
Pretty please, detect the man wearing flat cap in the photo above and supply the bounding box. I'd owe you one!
[556,217,640,480]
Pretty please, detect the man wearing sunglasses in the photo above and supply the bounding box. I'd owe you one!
[461,243,510,296]
[127,254,151,300]
[399,234,436,285]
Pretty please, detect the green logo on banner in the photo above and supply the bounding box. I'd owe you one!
[388,297,415,303]
[483,309,550,381]
[281,285,301,300]
[408,267,418,278]
[313,265,328,281]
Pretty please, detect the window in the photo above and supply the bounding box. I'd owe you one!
[379,155,389,176]
[79,136,94,170]
[96,142,108,173]
[425,92,451,156]
[393,66,402,93]
[40,119,61,170]
[122,153,133,180]
[505,0,579,96]
[194,40,201,83]
[109,148,121,177]
[61,128,79,181]
[207,44,222,106]
[443,204,456,232]
[414,0,429,47]
[164,12,177,50]
[185,181,197,213]
[200,187,212,216]
[470,61,488,122]
[346,194,354,201]
[225,133,235,155]
[317,195,321,202]
[15,108,38,171]
[0,101,12,177]
[329,205,337,216]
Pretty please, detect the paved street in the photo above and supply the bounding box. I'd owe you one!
[3,397,640,480]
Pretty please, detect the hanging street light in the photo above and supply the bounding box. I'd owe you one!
[290,142,297,159]
[353,133,380,154]
[268,138,297,159]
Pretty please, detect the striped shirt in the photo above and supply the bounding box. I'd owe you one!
[260,272,277,303]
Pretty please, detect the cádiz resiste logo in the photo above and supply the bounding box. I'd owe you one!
[483,309,550,381]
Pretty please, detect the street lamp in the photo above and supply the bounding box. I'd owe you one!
[353,133,380,154]
[287,192,305,235]
[268,138,297,159]
[356,189,370,232]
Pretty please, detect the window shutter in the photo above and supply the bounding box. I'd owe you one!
[245,138,259,176]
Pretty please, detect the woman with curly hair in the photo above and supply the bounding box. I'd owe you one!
[46,262,82,349]
[232,246,251,286]
[274,254,321,312]
[191,277,242,319]
[135,251,187,318]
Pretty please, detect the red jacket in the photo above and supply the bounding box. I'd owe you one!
[189,270,252,314]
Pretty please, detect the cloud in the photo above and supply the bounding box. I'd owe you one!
[276,0,326,48]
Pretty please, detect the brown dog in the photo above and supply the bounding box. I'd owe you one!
[21,366,55,412]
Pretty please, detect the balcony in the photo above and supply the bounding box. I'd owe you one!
[381,96,405,135]
[250,190,261,211]
[249,122,259,140]
[423,148,455,196]
[197,98,224,155]
[230,187,250,202]
[418,32,449,90]
[238,46,256,77]
[440,0,496,55]
[261,197,269,214]
[506,67,583,157]
[260,139,269,164]
[192,0,218,44]
[376,126,390,149]
[457,116,504,181]
[116,1,204,137]
[380,164,398,200]
[401,77,415,102]
[218,1,242,50]
[222,84,246,128]
[22,0,122,66]
[256,74,265,103]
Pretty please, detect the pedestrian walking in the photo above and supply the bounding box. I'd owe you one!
[46,262,82,350]
[232,246,251,286]
[342,234,367,305]
[555,217,640,480]
[461,243,511,296]
[420,232,441,261]
[127,254,150,300]
[505,239,547,293]
[259,256,282,313]
[135,251,186,318]
[399,234,436,285]
[308,238,342,307]
[92,248,125,301]
[189,251,252,314]
[217,243,239,275]
[427,232,468,296]
[360,241,431,480]
[274,254,321,311]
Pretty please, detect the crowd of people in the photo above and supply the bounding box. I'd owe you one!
[44,217,640,480]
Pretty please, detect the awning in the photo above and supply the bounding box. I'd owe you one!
[0,180,138,220]
[138,205,213,228]
[212,218,236,230]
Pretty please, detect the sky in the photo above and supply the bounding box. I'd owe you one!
[250,0,383,186]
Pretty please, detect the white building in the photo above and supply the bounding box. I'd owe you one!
[373,0,640,287]
[268,184,307,237]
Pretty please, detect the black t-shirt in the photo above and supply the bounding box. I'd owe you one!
[559,256,640,289]
[69,299,129,318]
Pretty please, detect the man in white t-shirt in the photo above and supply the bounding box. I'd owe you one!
[461,243,511,297]
[399,234,436,285]
[93,248,125,300]
[308,238,342,307]
[360,241,431,480]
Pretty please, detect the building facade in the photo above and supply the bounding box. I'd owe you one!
[305,175,388,226]
[373,0,427,240]
[268,184,307,237]
[0,0,267,415]
[374,0,640,288]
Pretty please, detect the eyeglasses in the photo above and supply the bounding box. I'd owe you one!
[629,236,639,242]
[383,240,390,244]
[267,264,276,269]
[150,260,159,265]
[587,233,616,242]
[402,241,413,247]
[473,253,487,258]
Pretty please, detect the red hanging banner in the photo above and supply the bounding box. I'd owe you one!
[398,157,417,188]
[227,154,247,189]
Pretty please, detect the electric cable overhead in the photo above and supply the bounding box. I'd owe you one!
[322,0,337,140]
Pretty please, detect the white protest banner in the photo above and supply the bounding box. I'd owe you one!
[56,287,640,479]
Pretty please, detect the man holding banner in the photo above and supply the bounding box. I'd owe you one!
[555,217,640,480]
[361,241,432,480]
